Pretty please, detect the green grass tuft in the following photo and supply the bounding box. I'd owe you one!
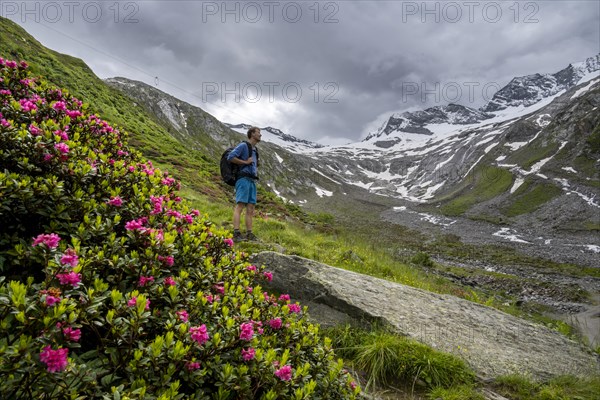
[325,325,476,391]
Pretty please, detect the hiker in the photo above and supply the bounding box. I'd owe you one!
[227,127,262,242]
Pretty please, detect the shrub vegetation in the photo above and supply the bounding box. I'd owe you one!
[0,59,359,399]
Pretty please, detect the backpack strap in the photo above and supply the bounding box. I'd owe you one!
[244,141,259,166]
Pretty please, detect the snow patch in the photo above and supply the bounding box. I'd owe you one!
[418,213,456,227]
[510,177,525,194]
[562,167,577,173]
[568,190,600,208]
[315,187,333,197]
[352,181,373,190]
[583,245,600,253]
[484,142,498,153]
[534,114,551,127]
[274,152,283,164]
[505,141,528,151]
[272,189,287,202]
[570,78,600,100]
[493,228,531,244]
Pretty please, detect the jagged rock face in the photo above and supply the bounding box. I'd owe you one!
[365,103,492,140]
[483,54,600,112]
[251,251,600,380]
[105,77,236,152]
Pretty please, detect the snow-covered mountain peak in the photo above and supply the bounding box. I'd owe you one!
[365,54,599,147]
[225,123,324,151]
[364,103,492,142]
[482,54,599,112]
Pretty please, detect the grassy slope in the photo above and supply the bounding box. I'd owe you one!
[0,17,226,200]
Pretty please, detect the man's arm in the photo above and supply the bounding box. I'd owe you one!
[230,156,253,166]
[227,143,252,165]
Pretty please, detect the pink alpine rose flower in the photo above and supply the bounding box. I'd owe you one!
[186,361,201,370]
[213,284,225,294]
[60,248,78,267]
[66,110,82,119]
[107,196,123,207]
[274,365,293,381]
[54,143,69,154]
[40,346,68,373]
[52,101,66,111]
[239,322,254,341]
[29,124,42,136]
[32,233,61,248]
[268,318,282,330]
[56,272,82,288]
[139,276,155,286]
[63,327,81,342]
[190,325,209,345]
[176,310,189,322]
[158,255,174,266]
[45,295,61,306]
[164,276,176,286]
[128,297,150,310]
[288,303,302,314]
[125,219,144,231]
[241,348,256,361]
[278,294,290,302]
[263,271,273,282]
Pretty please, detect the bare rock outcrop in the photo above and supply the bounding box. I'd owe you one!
[252,251,599,380]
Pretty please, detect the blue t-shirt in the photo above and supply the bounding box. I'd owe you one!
[227,142,258,178]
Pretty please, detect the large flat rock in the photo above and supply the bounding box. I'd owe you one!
[252,251,599,380]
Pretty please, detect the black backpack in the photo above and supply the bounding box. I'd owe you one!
[220,141,259,186]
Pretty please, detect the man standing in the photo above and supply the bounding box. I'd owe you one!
[227,127,262,242]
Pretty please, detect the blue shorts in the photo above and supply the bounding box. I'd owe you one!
[235,177,257,204]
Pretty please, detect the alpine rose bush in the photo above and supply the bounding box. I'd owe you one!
[0,59,360,399]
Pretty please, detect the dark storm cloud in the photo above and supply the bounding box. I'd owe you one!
[4,0,598,143]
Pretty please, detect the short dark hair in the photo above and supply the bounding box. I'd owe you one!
[247,127,260,138]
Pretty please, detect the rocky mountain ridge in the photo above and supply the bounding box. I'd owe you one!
[484,55,600,112]
[225,123,325,152]
[365,54,599,140]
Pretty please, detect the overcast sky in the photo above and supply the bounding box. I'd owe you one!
[4,1,599,144]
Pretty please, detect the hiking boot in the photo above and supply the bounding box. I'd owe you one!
[233,231,246,242]
[245,232,259,242]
